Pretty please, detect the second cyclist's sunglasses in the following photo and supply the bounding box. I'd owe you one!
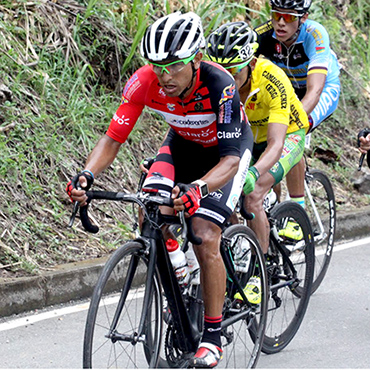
[271,10,303,23]
[223,60,251,76]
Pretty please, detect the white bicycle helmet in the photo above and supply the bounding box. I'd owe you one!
[140,11,205,62]
[270,0,312,13]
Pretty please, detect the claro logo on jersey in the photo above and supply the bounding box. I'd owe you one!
[217,127,242,139]
[113,113,130,126]
[219,84,235,105]
[178,128,214,138]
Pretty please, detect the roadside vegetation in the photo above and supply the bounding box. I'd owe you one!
[0,0,369,276]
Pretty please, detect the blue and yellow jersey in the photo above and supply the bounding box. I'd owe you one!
[255,19,341,98]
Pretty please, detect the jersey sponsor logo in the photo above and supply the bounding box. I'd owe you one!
[178,128,214,138]
[293,52,302,59]
[266,83,278,99]
[194,92,203,101]
[150,109,216,129]
[313,83,340,119]
[254,21,273,35]
[194,102,203,111]
[174,118,210,126]
[151,99,166,106]
[250,116,269,126]
[275,43,282,54]
[123,74,138,95]
[209,190,223,201]
[219,84,236,105]
[247,102,256,110]
[167,103,175,111]
[113,113,130,126]
[262,71,287,109]
[159,88,166,97]
[219,100,233,123]
[290,104,304,128]
[286,134,301,145]
[123,74,141,99]
[217,127,242,140]
[121,97,129,104]
[196,208,225,224]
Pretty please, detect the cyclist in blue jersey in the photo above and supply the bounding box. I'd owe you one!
[255,0,341,228]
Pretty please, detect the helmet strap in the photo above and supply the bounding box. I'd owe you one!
[179,61,197,100]
[240,65,252,89]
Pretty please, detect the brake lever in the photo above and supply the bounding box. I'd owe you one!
[68,201,79,228]
[358,153,366,171]
[68,185,82,228]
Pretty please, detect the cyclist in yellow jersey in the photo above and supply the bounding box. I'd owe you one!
[206,22,309,256]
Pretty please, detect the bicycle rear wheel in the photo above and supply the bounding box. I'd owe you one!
[305,169,336,294]
[83,242,163,368]
[263,201,314,354]
[222,225,268,368]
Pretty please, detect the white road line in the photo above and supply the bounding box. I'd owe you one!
[334,236,370,251]
[1,237,370,332]
[0,289,145,332]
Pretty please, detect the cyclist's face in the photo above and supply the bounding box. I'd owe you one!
[221,58,255,91]
[153,52,202,98]
[271,8,308,44]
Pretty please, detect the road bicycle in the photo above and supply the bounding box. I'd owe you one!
[237,197,315,354]
[277,133,336,294]
[70,178,268,368]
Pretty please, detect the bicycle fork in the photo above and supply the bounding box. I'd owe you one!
[106,239,157,344]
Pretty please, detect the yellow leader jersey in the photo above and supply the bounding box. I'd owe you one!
[244,57,309,144]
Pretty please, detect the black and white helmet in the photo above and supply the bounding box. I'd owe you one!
[140,11,205,62]
[270,0,312,13]
[206,22,258,64]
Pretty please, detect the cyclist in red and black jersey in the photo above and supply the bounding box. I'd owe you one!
[66,11,253,368]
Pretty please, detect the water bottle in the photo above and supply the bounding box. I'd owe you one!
[185,243,200,285]
[263,189,278,212]
[233,237,251,273]
[166,239,190,287]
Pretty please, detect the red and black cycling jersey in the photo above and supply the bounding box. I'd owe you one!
[107,61,246,158]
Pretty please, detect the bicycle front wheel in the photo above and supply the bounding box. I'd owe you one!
[305,169,336,294]
[263,201,314,354]
[222,224,268,368]
[83,241,163,369]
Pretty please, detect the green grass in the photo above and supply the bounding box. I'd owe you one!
[0,0,370,275]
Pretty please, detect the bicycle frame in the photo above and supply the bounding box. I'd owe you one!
[77,189,266,365]
[304,173,326,242]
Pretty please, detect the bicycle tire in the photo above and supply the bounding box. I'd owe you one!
[83,241,163,369]
[305,169,336,294]
[222,224,268,368]
[263,201,314,354]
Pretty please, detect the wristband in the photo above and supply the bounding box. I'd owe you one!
[82,169,94,180]
[249,166,260,182]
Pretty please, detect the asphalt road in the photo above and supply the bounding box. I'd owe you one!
[1,237,370,369]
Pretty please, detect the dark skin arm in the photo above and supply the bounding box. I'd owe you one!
[70,134,122,206]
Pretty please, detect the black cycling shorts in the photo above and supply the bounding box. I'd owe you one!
[143,128,253,227]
